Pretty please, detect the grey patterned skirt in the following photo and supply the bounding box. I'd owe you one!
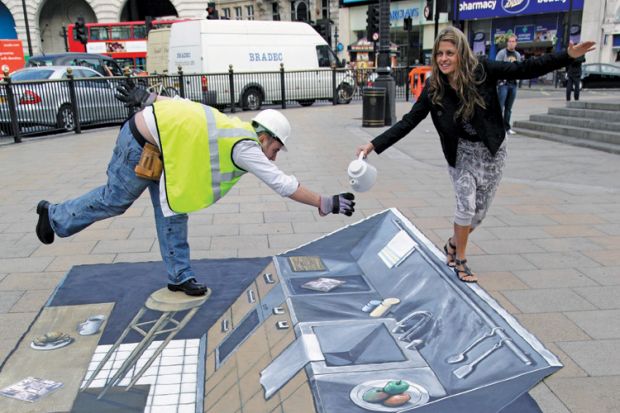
[447,139,507,228]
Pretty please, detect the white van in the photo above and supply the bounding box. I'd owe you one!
[146,28,171,74]
[167,19,353,109]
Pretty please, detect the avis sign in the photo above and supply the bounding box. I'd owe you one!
[457,0,584,20]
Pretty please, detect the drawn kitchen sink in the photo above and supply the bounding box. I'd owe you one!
[312,323,406,366]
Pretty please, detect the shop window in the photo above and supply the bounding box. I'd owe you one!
[235,6,242,20]
[246,5,254,20]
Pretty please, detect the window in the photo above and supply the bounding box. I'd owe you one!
[12,70,54,81]
[89,27,109,41]
[316,45,336,67]
[134,25,147,39]
[272,3,280,20]
[235,7,242,20]
[110,26,131,40]
[223,8,231,19]
[322,0,329,19]
[246,5,254,20]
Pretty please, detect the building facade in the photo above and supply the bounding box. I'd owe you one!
[0,0,617,63]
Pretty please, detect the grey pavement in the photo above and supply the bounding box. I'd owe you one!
[1,87,619,412]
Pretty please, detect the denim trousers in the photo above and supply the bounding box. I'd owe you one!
[497,83,518,131]
[48,123,194,285]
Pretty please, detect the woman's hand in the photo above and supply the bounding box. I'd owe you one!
[567,41,596,59]
[356,143,375,158]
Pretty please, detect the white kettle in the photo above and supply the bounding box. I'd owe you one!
[348,153,377,192]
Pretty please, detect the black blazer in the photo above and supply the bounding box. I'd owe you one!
[372,51,575,166]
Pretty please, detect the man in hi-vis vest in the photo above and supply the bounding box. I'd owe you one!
[35,81,355,296]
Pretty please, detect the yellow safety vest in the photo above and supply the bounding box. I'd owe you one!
[153,100,258,214]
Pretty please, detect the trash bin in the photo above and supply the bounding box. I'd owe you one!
[362,87,386,127]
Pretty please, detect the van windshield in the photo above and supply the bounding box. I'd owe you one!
[316,45,339,68]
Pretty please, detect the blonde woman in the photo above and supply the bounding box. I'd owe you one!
[357,27,594,283]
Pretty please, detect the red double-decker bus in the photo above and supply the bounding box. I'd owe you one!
[66,19,187,70]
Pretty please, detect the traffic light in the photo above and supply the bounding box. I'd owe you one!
[145,16,154,34]
[366,4,380,41]
[315,19,330,43]
[206,2,219,19]
[74,17,88,45]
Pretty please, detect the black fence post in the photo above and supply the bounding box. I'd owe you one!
[3,68,21,143]
[66,68,81,134]
[405,65,410,102]
[280,63,286,109]
[177,66,185,98]
[229,65,236,113]
[332,64,337,105]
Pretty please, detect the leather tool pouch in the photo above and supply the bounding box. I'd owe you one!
[134,143,163,181]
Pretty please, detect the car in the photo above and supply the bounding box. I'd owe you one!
[581,63,620,89]
[0,66,127,134]
[27,53,123,77]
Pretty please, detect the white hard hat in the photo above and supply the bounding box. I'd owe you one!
[252,109,291,150]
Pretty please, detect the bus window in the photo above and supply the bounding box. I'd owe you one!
[134,25,147,39]
[90,27,109,41]
[111,26,131,40]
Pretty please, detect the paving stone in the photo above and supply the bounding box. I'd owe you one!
[557,339,620,376]
[0,291,24,313]
[593,223,620,236]
[497,213,559,227]
[0,257,53,273]
[189,224,239,237]
[32,240,97,257]
[543,225,606,238]
[10,290,53,312]
[475,239,546,255]
[513,268,598,289]
[502,289,596,313]
[210,235,268,250]
[514,312,590,342]
[542,343,588,379]
[468,254,537,272]
[92,238,156,254]
[522,251,602,270]
[531,237,604,253]
[563,310,620,339]
[0,312,38,338]
[575,266,620,286]
[529,382,571,413]
[71,228,131,241]
[573,285,620,309]
[546,213,605,225]
[547,375,620,412]
[487,226,550,240]
[0,272,65,291]
[46,254,116,272]
[213,212,264,225]
[581,249,619,266]
[477,271,529,291]
[240,223,293,236]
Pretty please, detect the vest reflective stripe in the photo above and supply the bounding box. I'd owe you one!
[153,100,258,213]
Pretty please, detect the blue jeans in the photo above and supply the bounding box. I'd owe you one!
[48,123,194,285]
[498,83,518,131]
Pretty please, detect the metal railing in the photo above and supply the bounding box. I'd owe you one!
[1,65,420,142]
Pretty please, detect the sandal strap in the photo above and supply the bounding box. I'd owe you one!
[455,258,468,265]
[448,237,456,250]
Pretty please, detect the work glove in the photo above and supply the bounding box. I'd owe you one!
[114,79,157,109]
[319,193,356,217]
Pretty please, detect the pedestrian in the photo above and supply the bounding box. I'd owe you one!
[566,55,585,101]
[495,34,522,135]
[356,27,594,283]
[35,82,356,296]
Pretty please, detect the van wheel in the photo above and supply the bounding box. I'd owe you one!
[56,104,75,131]
[242,88,262,111]
[336,84,354,104]
[297,100,315,107]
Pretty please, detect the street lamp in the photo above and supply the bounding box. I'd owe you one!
[21,0,33,56]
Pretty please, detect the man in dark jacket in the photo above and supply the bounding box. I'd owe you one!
[566,55,585,101]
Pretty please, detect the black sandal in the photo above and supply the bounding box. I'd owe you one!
[443,238,456,268]
[454,259,478,283]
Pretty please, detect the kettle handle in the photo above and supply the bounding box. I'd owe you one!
[358,152,365,161]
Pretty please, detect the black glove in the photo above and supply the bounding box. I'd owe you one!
[115,79,156,109]
[319,193,356,217]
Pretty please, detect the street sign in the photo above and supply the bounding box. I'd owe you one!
[0,40,25,74]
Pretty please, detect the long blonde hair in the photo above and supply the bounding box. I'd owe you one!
[429,26,486,121]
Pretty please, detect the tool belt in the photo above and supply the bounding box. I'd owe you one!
[129,115,162,181]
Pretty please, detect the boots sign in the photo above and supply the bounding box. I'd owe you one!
[458,0,583,20]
